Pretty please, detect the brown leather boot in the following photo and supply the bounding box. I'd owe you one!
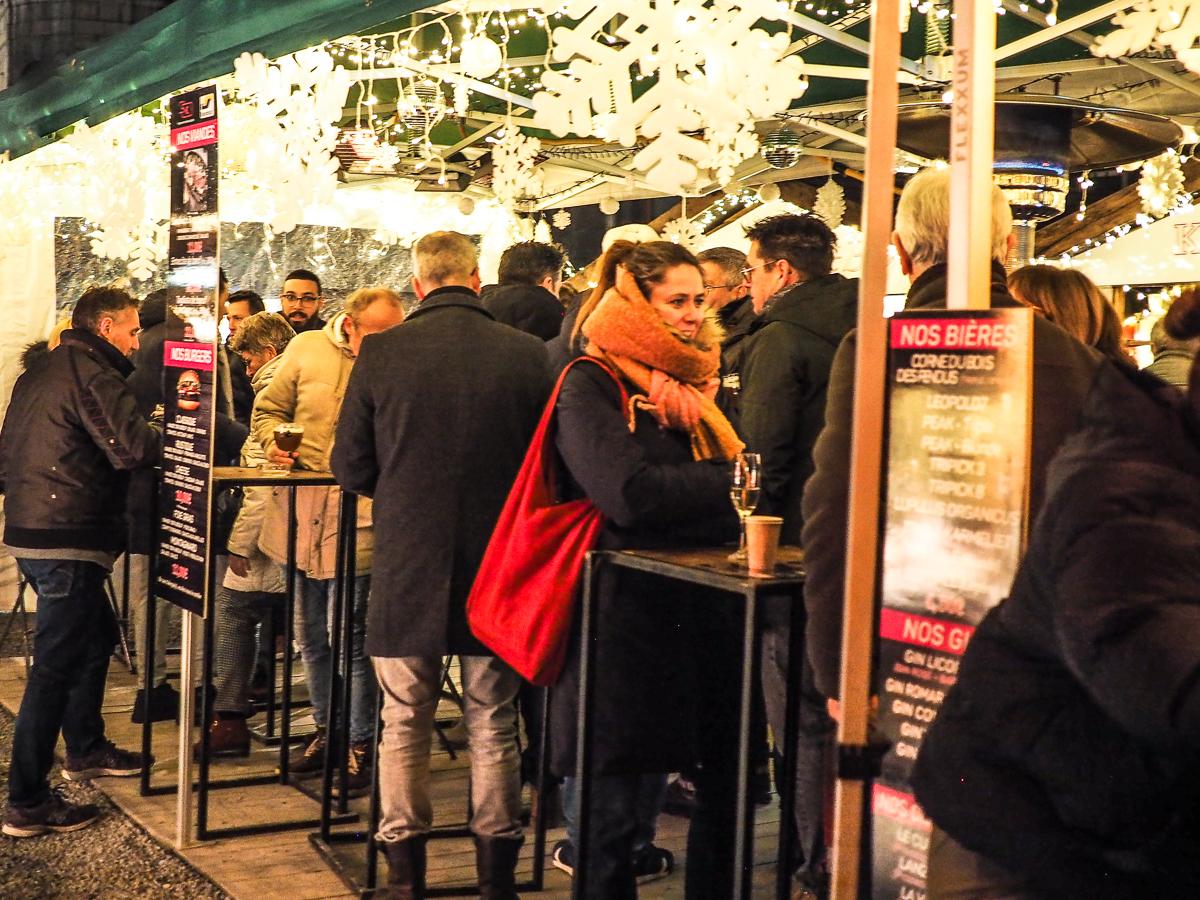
[475,835,523,900]
[193,715,250,759]
[377,835,427,900]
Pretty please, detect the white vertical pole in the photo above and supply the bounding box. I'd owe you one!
[175,612,195,849]
[947,0,997,310]
[830,0,901,897]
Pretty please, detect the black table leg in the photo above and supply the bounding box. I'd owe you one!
[733,589,760,899]
[777,592,803,900]
[279,486,298,783]
[571,552,603,900]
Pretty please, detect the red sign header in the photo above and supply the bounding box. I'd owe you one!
[890,317,1021,350]
[879,608,974,656]
[164,341,214,371]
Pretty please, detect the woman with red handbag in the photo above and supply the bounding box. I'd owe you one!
[549,240,744,899]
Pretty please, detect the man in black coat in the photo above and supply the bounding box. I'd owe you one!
[333,230,551,899]
[0,287,160,838]
[735,214,859,895]
[697,246,757,391]
[801,168,1102,893]
[480,240,565,340]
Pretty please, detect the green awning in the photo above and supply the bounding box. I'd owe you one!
[0,0,440,158]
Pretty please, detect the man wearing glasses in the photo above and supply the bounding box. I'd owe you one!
[697,247,756,388]
[279,269,326,333]
[737,213,859,900]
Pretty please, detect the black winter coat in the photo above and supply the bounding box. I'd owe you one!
[549,358,740,777]
[913,363,1200,898]
[739,274,858,545]
[332,288,552,658]
[480,283,564,341]
[0,330,161,553]
[717,296,757,390]
[801,263,1104,699]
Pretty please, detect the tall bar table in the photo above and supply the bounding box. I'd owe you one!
[573,547,806,900]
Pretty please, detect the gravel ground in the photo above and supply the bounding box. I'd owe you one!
[0,674,229,898]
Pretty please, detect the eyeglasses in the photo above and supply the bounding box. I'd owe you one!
[703,283,728,294]
[740,260,777,277]
[280,292,321,304]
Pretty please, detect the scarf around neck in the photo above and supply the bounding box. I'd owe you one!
[580,269,745,461]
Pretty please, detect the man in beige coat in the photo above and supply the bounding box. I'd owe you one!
[253,287,404,793]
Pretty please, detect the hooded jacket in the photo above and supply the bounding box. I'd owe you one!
[480,282,564,340]
[913,363,1200,897]
[801,262,1104,699]
[738,273,859,545]
[718,295,757,387]
[252,313,373,580]
[0,329,161,553]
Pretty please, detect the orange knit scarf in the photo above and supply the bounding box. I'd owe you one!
[580,269,745,462]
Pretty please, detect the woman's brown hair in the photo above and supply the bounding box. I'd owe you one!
[1008,265,1132,368]
[572,240,702,343]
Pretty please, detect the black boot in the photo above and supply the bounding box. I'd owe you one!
[475,835,523,900]
[377,835,427,900]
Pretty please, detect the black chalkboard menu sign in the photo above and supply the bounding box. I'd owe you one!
[870,307,1033,900]
[155,85,220,617]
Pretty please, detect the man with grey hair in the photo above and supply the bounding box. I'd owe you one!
[697,246,756,383]
[800,167,1103,888]
[333,231,551,899]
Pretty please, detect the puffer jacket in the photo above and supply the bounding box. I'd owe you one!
[252,313,373,579]
[223,353,286,594]
[913,362,1200,898]
[0,329,161,552]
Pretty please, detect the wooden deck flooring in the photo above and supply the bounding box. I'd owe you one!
[0,647,786,898]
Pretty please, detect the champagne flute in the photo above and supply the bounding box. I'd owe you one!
[728,452,762,562]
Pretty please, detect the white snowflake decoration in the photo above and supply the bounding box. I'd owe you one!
[534,0,807,194]
[65,115,170,281]
[831,224,866,280]
[1138,150,1186,217]
[1092,1,1200,74]
[553,209,573,230]
[229,48,353,233]
[661,216,704,251]
[491,128,545,210]
[813,179,846,229]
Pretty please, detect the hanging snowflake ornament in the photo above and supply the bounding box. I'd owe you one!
[491,127,545,210]
[661,216,705,251]
[813,178,846,228]
[1092,2,1200,74]
[553,209,573,230]
[534,0,807,194]
[1138,150,1186,218]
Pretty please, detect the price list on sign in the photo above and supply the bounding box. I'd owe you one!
[155,85,220,617]
[870,308,1032,900]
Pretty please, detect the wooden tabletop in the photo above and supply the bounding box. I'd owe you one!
[212,466,339,486]
[601,546,806,589]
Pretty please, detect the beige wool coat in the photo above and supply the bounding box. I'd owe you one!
[252,314,373,579]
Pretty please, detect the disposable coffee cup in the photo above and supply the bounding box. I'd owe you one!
[745,515,784,577]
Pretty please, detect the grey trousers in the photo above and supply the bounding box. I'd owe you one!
[374,655,522,843]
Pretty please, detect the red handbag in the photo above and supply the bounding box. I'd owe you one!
[467,357,627,686]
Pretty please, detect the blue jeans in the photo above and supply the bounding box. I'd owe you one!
[562,772,668,898]
[10,559,117,808]
[297,574,375,744]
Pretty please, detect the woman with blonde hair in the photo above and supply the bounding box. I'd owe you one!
[1008,265,1133,367]
[551,240,743,898]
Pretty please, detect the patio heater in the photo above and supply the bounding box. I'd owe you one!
[894,95,1182,265]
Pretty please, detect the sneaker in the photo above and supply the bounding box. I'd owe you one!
[282,729,326,778]
[63,739,147,781]
[2,790,100,838]
[331,740,372,798]
[130,682,179,724]
[632,844,675,885]
[550,839,575,877]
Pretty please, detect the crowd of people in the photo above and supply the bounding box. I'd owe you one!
[1,167,1198,900]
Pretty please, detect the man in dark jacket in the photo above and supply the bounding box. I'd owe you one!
[697,246,757,390]
[333,230,551,899]
[801,167,1103,703]
[736,213,859,895]
[224,288,265,425]
[480,240,565,340]
[0,287,160,838]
